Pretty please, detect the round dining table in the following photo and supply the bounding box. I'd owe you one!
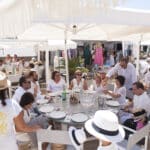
[36,91,120,130]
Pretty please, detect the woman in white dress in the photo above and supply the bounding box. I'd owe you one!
[47,71,66,92]
[91,73,105,92]
[69,70,88,91]
[15,92,49,149]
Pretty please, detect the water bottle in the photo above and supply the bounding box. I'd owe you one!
[62,85,66,101]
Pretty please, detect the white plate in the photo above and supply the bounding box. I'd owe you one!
[48,111,66,119]
[71,113,88,123]
[105,100,120,107]
[39,105,54,113]
[73,89,80,93]
[66,90,72,94]
[36,99,48,105]
[48,91,62,97]
[84,90,96,94]
[100,94,112,99]
[108,109,118,114]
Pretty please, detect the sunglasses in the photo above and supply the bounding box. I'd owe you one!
[76,74,82,76]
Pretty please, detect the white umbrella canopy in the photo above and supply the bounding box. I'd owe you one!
[1,0,150,39]
[19,23,150,41]
[18,24,72,40]
[47,40,76,50]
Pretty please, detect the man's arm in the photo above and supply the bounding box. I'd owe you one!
[106,63,119,78]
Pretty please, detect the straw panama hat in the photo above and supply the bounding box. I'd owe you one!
[75,69,82,74]
[0,71,10,90]
[85,110,125,143]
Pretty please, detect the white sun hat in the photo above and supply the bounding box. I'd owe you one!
[85,110,125,143]
[69,127,86,150]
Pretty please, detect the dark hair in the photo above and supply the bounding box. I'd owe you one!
[0,88,9,106]
[133,82,144,90]
[115,75,125,86]
[29,63,35,68]
[19,76,26,87]
[19,92,35,108]
[119,56,129,63]
[52,71,60,80]
[0,59,3,63]
[28,71,35,77]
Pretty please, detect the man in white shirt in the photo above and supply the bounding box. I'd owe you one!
[120,82,150,124]
[131,82,150,115]
[106,57,137,99]
[144,68,150,89]
[28,70,44,100]
[12,76,32,103]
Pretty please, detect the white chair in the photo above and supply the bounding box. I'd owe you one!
[16,132,32,149]
[117,124,150,150]
[36,129,73,150]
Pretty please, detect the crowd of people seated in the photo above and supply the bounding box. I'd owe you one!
[0,54,150,150]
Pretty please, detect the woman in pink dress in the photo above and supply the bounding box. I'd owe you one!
[94,42,103,66]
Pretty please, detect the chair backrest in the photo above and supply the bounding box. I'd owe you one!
[127,124,150,150]
[36,129,73,150]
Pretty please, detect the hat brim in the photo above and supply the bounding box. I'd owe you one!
[85,119,125,143]
[69,127,81,150]
[0,80,10,90]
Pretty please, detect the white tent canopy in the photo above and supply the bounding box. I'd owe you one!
[1,0,150,38]
[47,40,76,50]
[18,23,150,41]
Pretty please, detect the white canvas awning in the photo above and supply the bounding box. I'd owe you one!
[1,0,150,39]
[18,23,150,41]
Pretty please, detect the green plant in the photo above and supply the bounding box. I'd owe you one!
[68,57,80,77]
[68,57,89,81]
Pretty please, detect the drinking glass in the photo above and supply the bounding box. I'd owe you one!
[53,96,62,110]
[97,96,106,109]
[80,93,95,114]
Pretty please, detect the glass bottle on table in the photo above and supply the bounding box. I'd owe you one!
[62,85,66,101]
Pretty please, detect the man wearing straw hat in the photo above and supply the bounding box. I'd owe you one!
[69,110,125,150]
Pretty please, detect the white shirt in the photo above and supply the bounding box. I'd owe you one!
[97,143,118,150]
[114,86,126,105]
[0,64,5,71]
[139,60,150,75]
[109,55,115,66]
[106,63,137,89]
[92,80,104,93]
[144,71,150,87]
[0,99,22,150]
[13,86,33,104]
[23,109,31,124]
[72,78,85,90]
[133,92,150,115]
[30,81,44,100]
[47,78,66,92]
